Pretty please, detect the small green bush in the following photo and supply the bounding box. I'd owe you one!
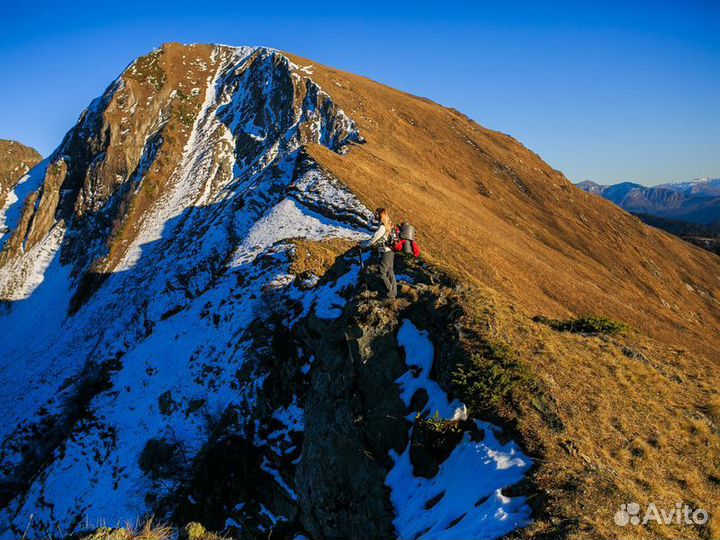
[453,340,533,412]
[410,413,465,477]
[423,411,464,435]
[533,315,629,335]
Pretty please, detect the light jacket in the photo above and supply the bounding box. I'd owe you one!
[363,224,391,252]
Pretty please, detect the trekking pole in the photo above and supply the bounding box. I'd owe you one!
[356,245,368,291]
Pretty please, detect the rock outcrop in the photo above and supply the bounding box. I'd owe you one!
[0,140,41,208]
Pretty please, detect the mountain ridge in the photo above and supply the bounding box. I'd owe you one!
[0,43,718,539]
[577,178,720,224]
[290,51,719,357]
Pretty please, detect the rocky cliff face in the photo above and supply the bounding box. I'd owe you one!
[0,140,41,230]
[0,44,533,539]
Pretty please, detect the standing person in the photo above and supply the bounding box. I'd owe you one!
[361,207,397,299]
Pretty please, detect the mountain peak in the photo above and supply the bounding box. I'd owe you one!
[0,140,42,236]
[1,44,719,539]
[0,44,363,290]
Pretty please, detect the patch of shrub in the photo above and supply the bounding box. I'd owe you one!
[173,433,267,531]
[533,315,629,335]
[453,340,533,413]
[180,522,225,540]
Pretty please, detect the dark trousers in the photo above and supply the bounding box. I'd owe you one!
[379,250,397,299]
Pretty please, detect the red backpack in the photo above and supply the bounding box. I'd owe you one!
[389,223,421,257]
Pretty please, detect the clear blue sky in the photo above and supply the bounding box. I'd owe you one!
[1,1,718,185]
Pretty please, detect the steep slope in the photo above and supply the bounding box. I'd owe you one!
[285,53,720,540]
[0,43,368,535]
[0,43,718,540]
[296,57,720,357]
[0,140,42,230]
[0,44,534,540]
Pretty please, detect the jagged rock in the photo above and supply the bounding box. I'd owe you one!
[0,140,42,211]
[295,303,407,539]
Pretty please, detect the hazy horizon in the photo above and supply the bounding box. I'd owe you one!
[575,176,720,187]
[2,1,719,186]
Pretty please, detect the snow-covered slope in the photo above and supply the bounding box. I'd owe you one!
[0,44,531,539]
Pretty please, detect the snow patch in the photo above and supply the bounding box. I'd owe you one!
[387,320,533,540]
[232,198,363,267]
[395,320,464,419]
[387,426,532,540]
[0,223,65,300]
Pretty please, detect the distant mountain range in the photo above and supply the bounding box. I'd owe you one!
[577,178,720,225]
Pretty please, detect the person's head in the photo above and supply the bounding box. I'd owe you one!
[374,207,393,230]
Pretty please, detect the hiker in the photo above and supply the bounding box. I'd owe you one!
[360,207,397,299]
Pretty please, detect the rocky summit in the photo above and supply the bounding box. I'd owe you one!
[0,43,719,540]
[0,139,41,227]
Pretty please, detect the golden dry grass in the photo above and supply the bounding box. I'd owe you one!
[288,237,356,278]
[77,519,225,540]
[435,284,719,539]
[79,517,173,540]
[282,52,720,539]
[287,52,720,361]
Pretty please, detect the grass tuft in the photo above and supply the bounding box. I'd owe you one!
[79,517,173,540]
[533,315,629,335]
[75,518,226,540]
